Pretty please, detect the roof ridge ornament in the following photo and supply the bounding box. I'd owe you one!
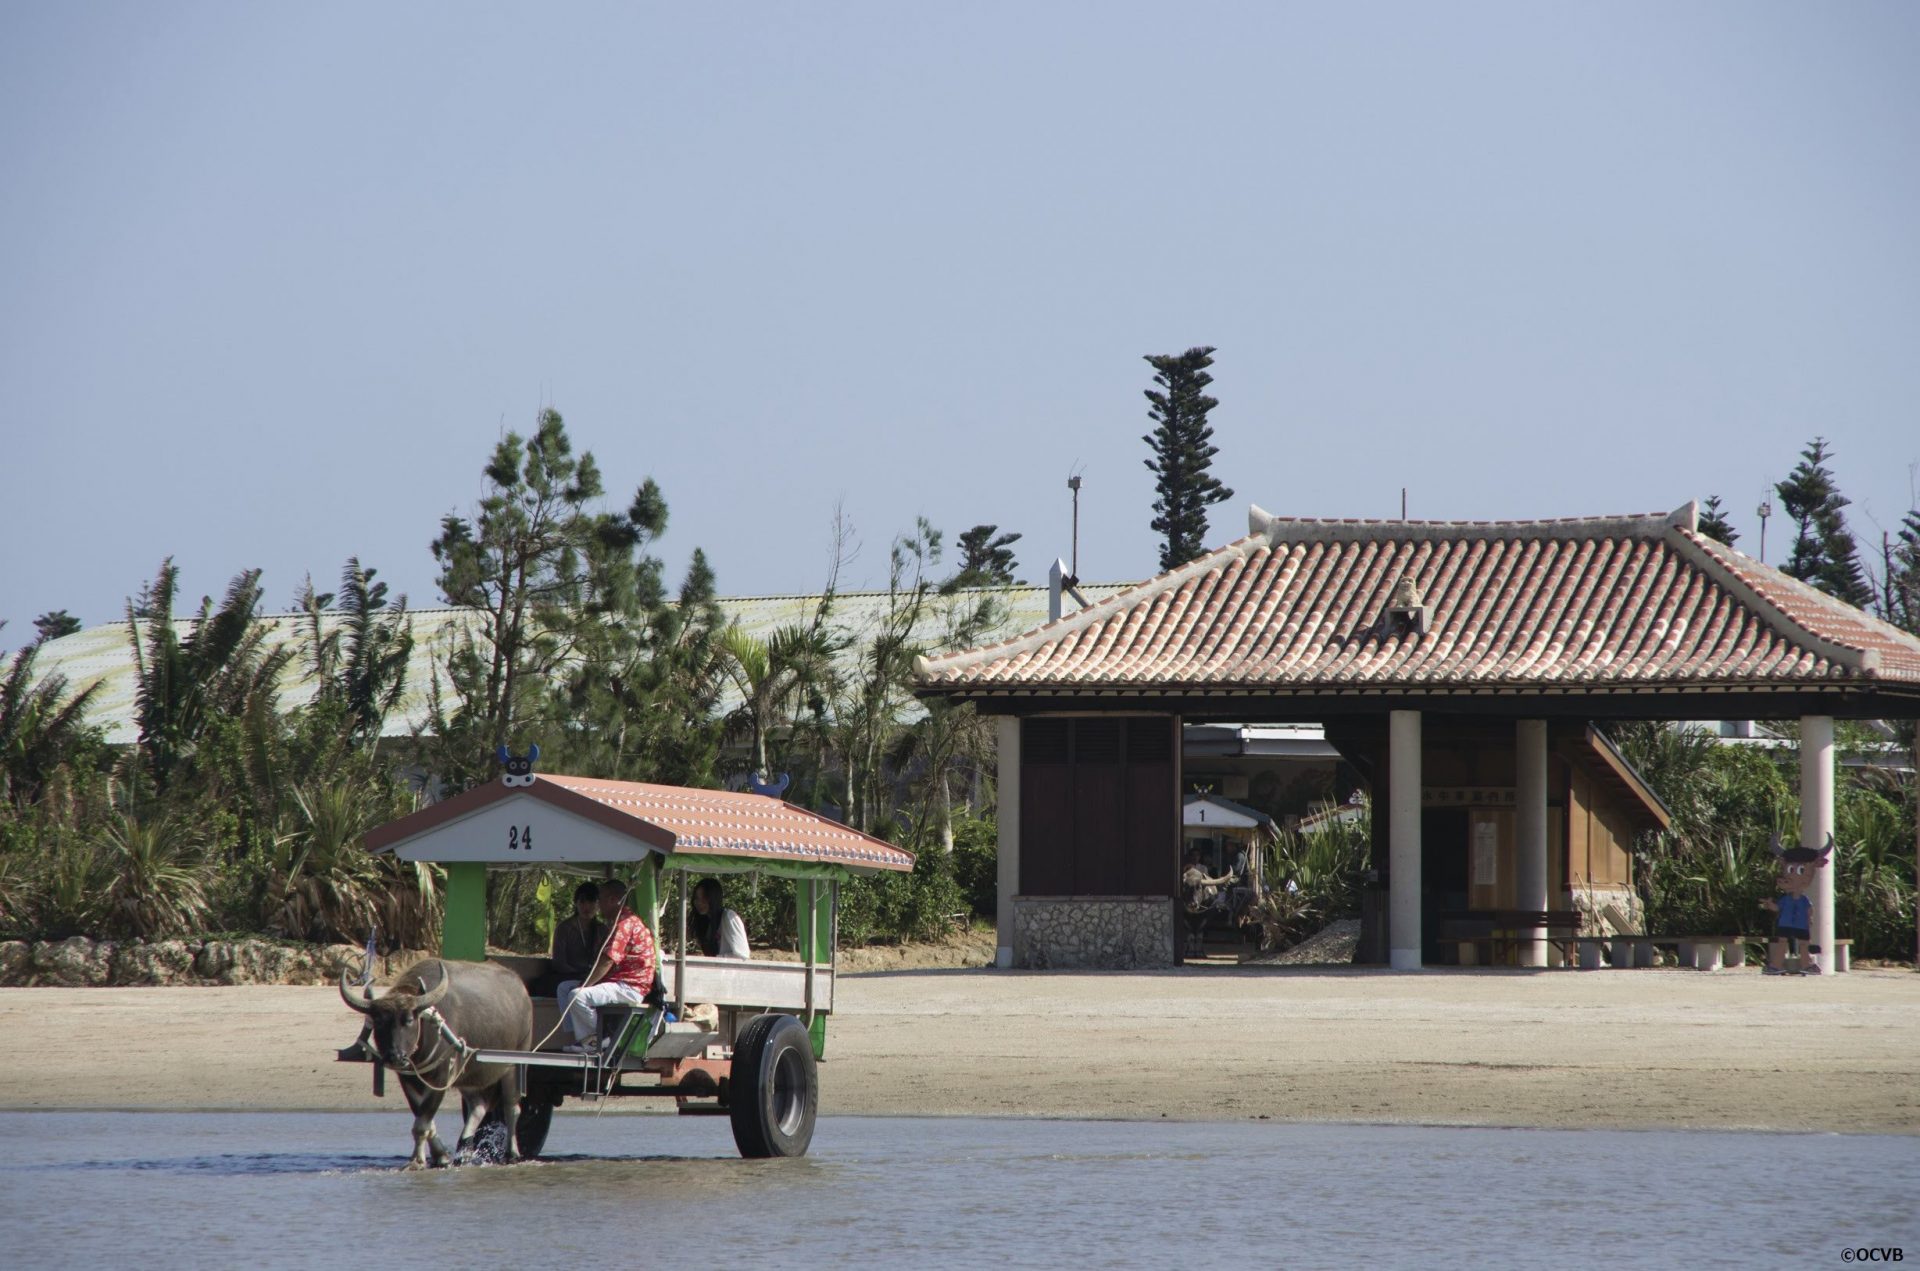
[1385,574,1429,636]
[497,743,539,788]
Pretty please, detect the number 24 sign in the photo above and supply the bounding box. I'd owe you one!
[507,825,534,851]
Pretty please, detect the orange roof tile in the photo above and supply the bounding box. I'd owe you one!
[537,775,915,871]
[917,504,1920,696]
[365,774,914,873]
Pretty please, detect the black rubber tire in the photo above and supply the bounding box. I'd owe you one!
[515,1098,553,1159]
[728,1013,817,1159]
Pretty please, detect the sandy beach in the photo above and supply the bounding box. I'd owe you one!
[3,966,1916,1133]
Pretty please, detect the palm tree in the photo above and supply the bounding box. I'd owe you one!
[886,697,994,853]
[296,558,414,747]
[0,626,101,808]
[127,560,291,793]
[721,623,835,783]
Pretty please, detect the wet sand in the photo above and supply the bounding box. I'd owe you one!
[3,967,1916,1133]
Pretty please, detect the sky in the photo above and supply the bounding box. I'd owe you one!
[3,2,1918,648]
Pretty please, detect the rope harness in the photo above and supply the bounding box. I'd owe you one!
[386,1005,479,1094]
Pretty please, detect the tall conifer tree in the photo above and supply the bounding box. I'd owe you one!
[949,524,1022,587]
[1885,508,1920,635]
[1697,496,1739,547]
[1776,438,1871,607]
[1142,346,1232,571]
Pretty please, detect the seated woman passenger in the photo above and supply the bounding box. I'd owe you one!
[691,878,751,959]
[550,881,606,1014]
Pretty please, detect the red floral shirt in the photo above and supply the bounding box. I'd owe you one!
[603,909,656,994]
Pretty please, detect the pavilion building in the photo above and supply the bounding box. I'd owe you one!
[916,503,1920,971]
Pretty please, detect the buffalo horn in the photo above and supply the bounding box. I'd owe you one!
[413,965,450,1011]
[339,970,376,1013]
[1768,831,1785,861]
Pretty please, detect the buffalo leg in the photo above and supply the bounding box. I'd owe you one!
[497,1072,520,1162]
[455,1089,492,1160]
[401,1079,449,1169]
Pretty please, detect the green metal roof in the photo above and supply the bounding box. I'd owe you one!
[29,583,1136,745]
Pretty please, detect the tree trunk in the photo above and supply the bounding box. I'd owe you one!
[938,768,954,854]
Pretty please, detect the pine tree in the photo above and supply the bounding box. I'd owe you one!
[949,524,1022,587]
[427,409,687,790]
[32,611,82,644]
[1142,346,1232,571]
[1696,496,1739,547]
[1885,508,1920,635]
[1775,438,1872,607]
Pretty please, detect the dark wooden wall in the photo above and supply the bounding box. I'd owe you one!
[1020,716,1177,897]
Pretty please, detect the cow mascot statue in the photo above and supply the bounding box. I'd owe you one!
[1761,832,1834,976]
[341,958,534,1167]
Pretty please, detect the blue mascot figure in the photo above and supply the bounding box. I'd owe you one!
[1761,832,1832,976]
[498,744,539,788]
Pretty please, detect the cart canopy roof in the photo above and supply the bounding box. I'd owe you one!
[364,772,915,879]
[1182,792,1273,831]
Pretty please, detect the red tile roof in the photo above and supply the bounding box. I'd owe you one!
[917,504,1920,695]
[365,774,914,873]
[537,776,915,871]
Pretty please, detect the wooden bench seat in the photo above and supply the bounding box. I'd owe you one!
[1441,910,1581,968]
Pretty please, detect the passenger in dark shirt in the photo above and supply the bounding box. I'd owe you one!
[551,881,607,1014]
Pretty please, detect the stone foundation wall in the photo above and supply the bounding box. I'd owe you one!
[1012,897,1176,969]
[1569,885,1643,936]
[0,936,435,987]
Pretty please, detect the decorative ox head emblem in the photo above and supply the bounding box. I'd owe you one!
[497,744,539,788]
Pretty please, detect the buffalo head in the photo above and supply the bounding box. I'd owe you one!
[340,966,450,1071]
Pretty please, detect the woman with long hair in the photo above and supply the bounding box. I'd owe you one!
[691,877,751,959]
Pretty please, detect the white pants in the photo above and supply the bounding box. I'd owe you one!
[565,981,646,1041]
[554,979,582,1021]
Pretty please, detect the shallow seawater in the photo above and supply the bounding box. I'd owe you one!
[0,1112,1915,1270]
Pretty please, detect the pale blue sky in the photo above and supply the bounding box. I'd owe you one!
[3,2,1917,644]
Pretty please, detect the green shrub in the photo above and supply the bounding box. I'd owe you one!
[950,814,997,918]
[95,811,213,940]
[1253,798,1372,950]
[1834,778,1917,961]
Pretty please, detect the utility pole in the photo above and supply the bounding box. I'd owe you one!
[1756,498,1773,564]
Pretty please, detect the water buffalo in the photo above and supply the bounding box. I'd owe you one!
[340,958,534,1168]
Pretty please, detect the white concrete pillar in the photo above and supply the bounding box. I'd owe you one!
[1515,719,1549,968]
[995,716,1022,969]
[1800,715,1836,973]
[1389,709,1423,970]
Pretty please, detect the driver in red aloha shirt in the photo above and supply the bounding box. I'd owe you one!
[562,878,657,1054]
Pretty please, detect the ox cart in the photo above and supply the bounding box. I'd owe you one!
[337,768,913,1161]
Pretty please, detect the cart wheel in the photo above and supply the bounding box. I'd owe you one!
[729,1013,816,1159]
[515,1097,553,1159]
